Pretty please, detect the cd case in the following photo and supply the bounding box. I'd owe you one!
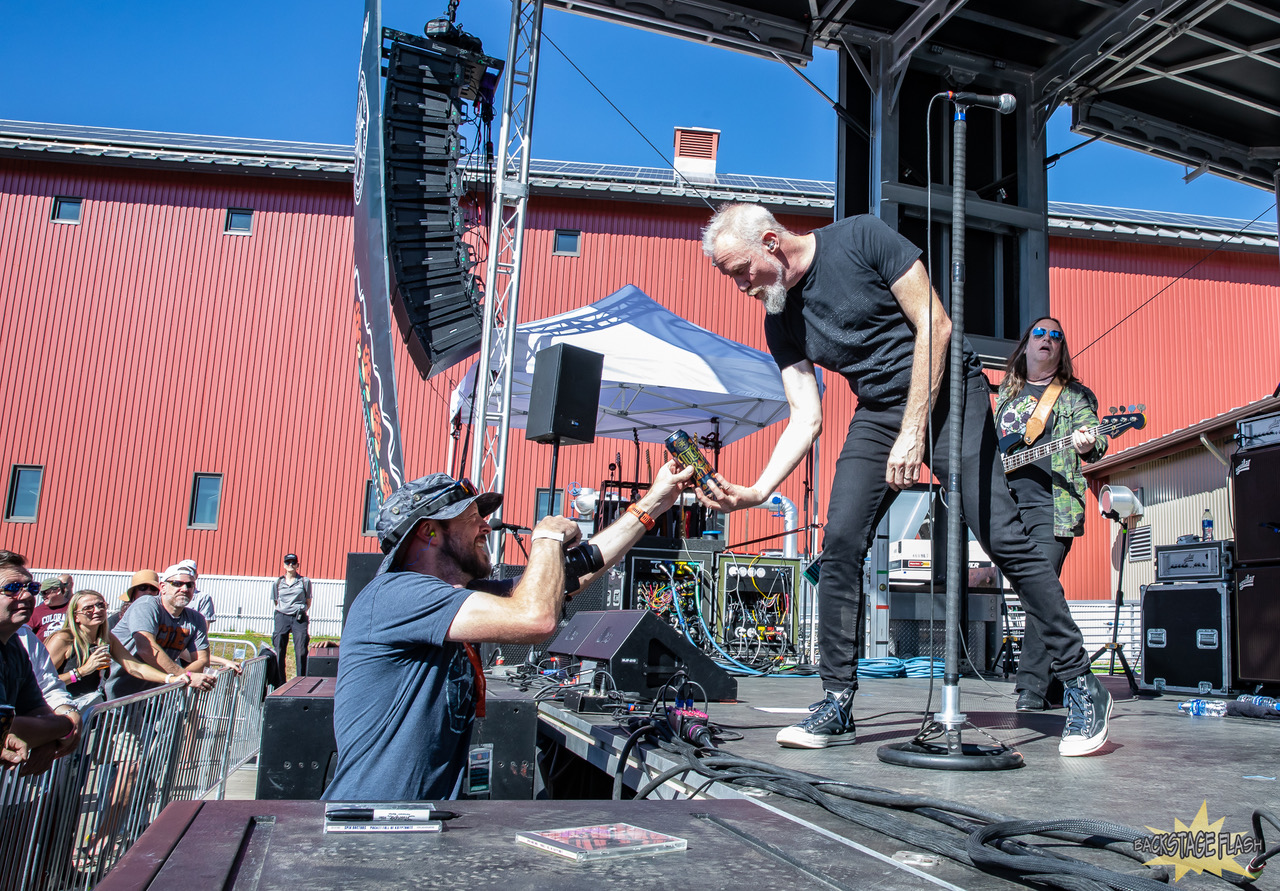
[515,822,687,862]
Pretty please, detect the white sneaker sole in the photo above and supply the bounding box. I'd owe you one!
[1059,694,1113,756]
[776,728,857,749]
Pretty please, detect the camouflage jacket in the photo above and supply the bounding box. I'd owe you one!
[995,379,1108,538]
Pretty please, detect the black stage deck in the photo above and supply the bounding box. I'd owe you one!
[537,674,1280,890]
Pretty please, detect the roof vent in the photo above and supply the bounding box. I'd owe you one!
[673,126,719,181]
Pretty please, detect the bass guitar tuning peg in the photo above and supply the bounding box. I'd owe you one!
[1108,406,1118,415]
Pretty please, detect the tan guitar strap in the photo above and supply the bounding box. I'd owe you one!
[1023,377,1065,445]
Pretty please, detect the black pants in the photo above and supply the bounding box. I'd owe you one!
[818,373,1091,691]
[272,611,309,679]
[1013,510,1074,701]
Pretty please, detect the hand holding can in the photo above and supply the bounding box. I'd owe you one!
[664,430,716,496]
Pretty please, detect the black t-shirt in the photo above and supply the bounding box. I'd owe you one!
[1,635,45,715]
[996,381,1054,513]
[764,215,982,408]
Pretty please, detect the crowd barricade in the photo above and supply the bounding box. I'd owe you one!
[210,636,258,661]
[0,655,268,891]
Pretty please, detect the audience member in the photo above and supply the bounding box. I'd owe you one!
[177,559,217,628]
[15,625,83,752]
[270,553,311,680]
[47,590,187,707]
[1,550,74,774]
[107,564,215,697]
[108,569,159,631]
[27,576,71,642]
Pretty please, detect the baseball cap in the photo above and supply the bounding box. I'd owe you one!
[39,578,64,593]
[176,558,198,578]
[376,474,501,573]
[283,553,299,564]
[160,563,194,583]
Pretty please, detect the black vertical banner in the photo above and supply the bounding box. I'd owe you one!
[353,0,406,504]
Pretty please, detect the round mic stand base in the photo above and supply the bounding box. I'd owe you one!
[878,682,1024,770]
[878,737,1024,771]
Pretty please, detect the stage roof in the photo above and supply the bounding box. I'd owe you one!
[549,0,1280,191]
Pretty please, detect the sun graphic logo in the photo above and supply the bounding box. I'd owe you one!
[1133,801,1262,881]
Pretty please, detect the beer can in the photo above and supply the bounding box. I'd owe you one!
[664,429,716,495]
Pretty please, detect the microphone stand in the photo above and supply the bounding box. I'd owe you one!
[878,98,1022,771]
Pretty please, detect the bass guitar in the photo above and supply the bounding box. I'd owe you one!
[1001,407,1146,474]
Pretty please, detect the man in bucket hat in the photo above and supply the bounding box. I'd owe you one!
[324,462,693,802]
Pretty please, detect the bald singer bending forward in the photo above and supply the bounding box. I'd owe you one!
[696,204,1111,757]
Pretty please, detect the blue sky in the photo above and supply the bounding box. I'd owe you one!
[1,0,1274,223]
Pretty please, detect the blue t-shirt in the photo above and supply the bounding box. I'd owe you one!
[323,571,476,802]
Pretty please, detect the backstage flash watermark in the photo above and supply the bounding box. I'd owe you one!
[1133,801,1261,881]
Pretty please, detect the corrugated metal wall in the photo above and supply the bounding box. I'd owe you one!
[1050,237,1280,601]
[0,159,369,580]
[6,156,1276,600]
[1095,432,1237,595]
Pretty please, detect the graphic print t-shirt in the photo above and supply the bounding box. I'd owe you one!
[997,382,1054,513]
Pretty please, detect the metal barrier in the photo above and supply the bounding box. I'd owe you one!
[0,655,268,891]
[210,636,258,661]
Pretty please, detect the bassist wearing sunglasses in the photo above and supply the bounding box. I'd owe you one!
[995,318,1108,714]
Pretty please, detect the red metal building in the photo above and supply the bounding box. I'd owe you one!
[2,121,1277,603]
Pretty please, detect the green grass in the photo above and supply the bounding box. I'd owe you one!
[209,631,340,683]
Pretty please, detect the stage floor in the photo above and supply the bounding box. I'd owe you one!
[538,673,1280,890]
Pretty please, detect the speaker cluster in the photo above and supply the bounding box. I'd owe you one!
[383,37,489,378]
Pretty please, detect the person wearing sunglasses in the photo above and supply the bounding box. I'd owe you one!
[995,318,1108,714]
[106,564,216,698]
[1,550,77,774]
[27,576,71,642]
[46,589,187,708]
[323,462,694,802]
[698,203,1112,757]
[269,553,311,683]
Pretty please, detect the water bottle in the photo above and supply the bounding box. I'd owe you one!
[1202,507,1214,541]
[1236,694,1280,712]
[1178,698,1227,717]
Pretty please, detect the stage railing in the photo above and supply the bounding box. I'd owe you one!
[0,655,268,891]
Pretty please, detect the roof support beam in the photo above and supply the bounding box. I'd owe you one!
[1030,0,1214,128]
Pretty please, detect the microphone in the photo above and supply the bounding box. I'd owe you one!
[945,91,1016,114]
[489,521,532,535]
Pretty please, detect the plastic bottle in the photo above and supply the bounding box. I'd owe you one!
[1202,507,1214,541]
[1178,698,1227,716]
[1236,694,1280,712]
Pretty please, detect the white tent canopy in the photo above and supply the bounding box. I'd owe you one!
[451,284,797,445]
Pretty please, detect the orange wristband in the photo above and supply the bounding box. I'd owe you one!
[627,503,655,532]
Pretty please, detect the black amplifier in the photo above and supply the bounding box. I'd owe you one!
[1154,540,1233,582]
[256,677,539,800]
[1235,565,1280,684]
[1140,583,1232,695]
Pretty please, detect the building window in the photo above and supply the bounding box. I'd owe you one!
[188,473,223,529]
[362,480,379,535]
[225,208,254,235]
[552,229,580,256]
[51,197,82,224]
[535,488,564,522]
[4,466,43,523]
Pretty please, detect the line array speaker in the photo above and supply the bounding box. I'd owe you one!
[383,38,486,379]
[525,343,604,445]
